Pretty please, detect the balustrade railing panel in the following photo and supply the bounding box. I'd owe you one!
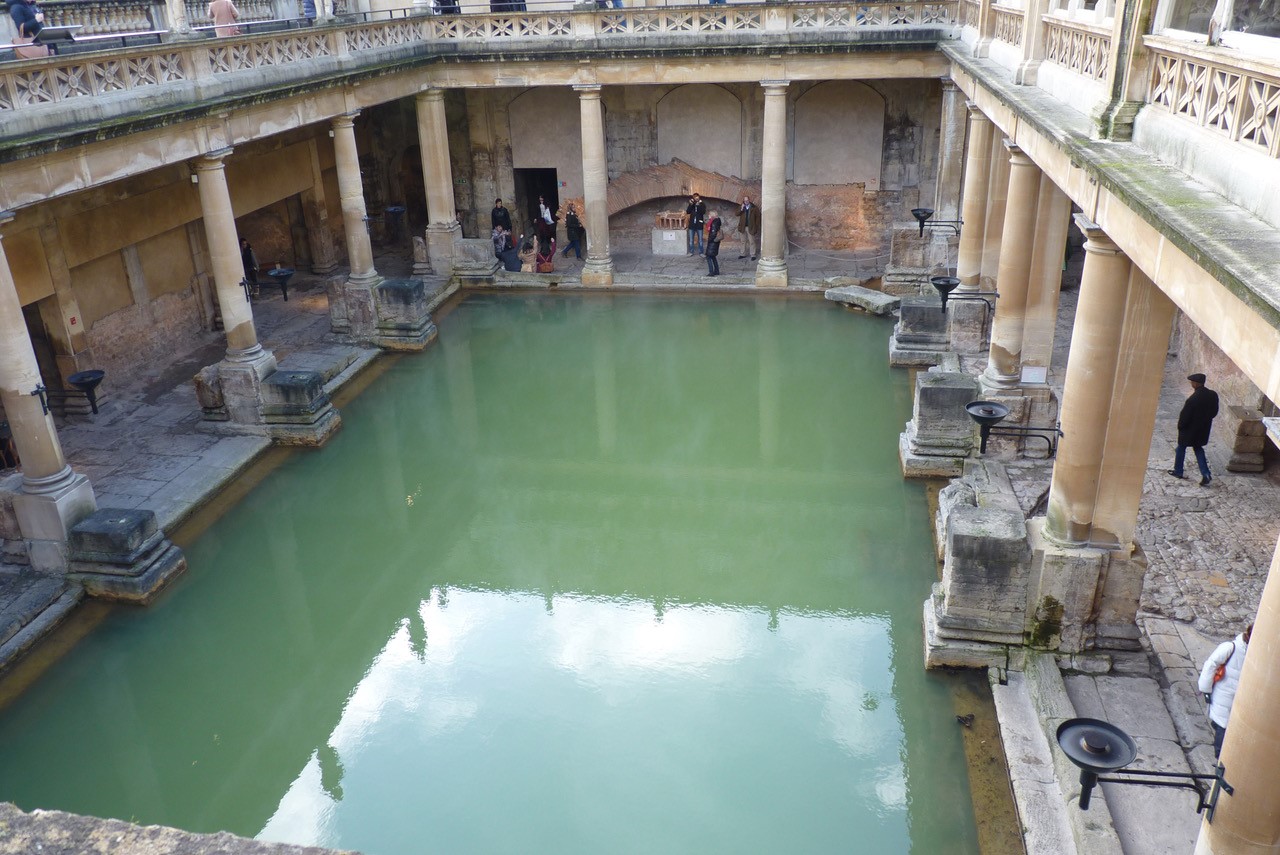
[40,0,158,34]
[0,2,957,116]
[1042,15,1110,80]
[1147,38,1280,158]
[991,3,1023,45]
[959,0,980,29]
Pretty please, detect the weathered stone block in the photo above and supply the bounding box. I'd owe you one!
[936,505,1030,640]
[68,508,158,564]
[889,296,949,367]
[68,508,188,604]
[1231,434,1266,453]
[260,369,341,447]
[192,364,227,420]
[824,283,899,315]
[910,371,980,449]
[947,299,989,354]
[375,278,439,352]
[1227,452,1265,472]
[0,475,24,542]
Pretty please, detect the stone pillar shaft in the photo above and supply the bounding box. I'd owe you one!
[934,81,967,223]
[982,144,1041,390]
[756,81,789,289]
[1196,531,1280,854]
[1091,265,1176,549]
[576,84,613,286]
[979,132,1011,292]
[193,152,261,356]
[331,113,379,285]
[1045,217,1130,546]
[0,218,71,483]
[416,90,456,228]
[1020,175,1072,375]
[957,103,993,292]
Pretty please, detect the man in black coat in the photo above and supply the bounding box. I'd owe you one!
[491,198,513,233]
[1169,372,1219,486]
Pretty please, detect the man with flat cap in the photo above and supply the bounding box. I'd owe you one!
[1169,372,1219,486]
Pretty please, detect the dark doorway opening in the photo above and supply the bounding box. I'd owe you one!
[513,168,559,243]
[22,301,63,413]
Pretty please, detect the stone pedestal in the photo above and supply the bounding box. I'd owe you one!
[209,349,278,426]
[899,370,979,478]
[882,227,959,297]
[261,370,342,447]
[889,296,949,366]
[947,299,990,353]
[651,228,686,255]
[1225,405,1267,472]
[375,278,439,351]
[425,223,461,278]
[326,275,378,339]
[412,236,432,278]
[67,509,187,604]
[451,238,501,288]
[13,470,97,573]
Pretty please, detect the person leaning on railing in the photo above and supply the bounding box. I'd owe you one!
[9,0,45,42]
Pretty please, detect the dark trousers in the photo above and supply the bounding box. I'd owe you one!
[562,238,582,258]
[1212,721,1226,756]
[1173,444,1210,480]
[687,227,704,254]
[705,242,720,275]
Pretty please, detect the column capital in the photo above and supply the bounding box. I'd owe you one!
[1074,214,1121,255]
[416,87,446,103]
[761,80,790,94]
[331,111,359,129]
[941,78,962,93]
[965,100,987,118]
[573,83,603,97]
[1003,140,1034,166]
[192,148,233,170]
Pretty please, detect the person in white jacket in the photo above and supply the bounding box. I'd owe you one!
[1197,622,1252,756]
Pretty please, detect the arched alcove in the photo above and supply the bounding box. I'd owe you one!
[793,81,885,189]
[656,84,743,180]
[508,88,585,198]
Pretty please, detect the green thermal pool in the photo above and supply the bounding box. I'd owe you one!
[0,293,982,854]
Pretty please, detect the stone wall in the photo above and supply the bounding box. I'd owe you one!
[1177,314,1274,416]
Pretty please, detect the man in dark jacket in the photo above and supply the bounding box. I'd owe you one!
[685,193,706,257]
[1169,372,1219,486]
[490,198,512,234]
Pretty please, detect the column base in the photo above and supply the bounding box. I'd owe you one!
[582,257,615,287]
[754,257,788,289]
[67,508,187,604]
[13,468,97,573]
[326,274,382,341]
[451,239,503,288]
[947,300,990,353]
[209,348,279,426]
[426,223,462,278]
[899,369,980,478]
[261,369,343,447]
[890,296,950,367]
[375,278,439,352]
[979,367,1022,394]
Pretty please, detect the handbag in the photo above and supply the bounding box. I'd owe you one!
[1212,642,1236,684]
[536,261,554,273]
[14,36,50,59]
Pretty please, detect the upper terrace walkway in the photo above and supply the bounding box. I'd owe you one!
[0,0,956,161]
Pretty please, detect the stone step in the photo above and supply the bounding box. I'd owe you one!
[0,585,84,674]
[0,570,70,648]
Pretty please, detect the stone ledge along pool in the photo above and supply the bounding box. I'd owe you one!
[0,293,986,855]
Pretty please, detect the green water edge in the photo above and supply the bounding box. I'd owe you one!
[0,292,1005,855]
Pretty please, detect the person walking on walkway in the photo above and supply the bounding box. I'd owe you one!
[209,0,240,36]
[240,237,259,297]
[705,210,723,276]
[1168,372,1220,486]
[736,194,760,260]
[561,204,584,259]
[1198,622,1252,756]
[686,193,706,256]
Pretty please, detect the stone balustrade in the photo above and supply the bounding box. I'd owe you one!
[1041,14,1110,80]
[0,1,958,116]
[959,0,980,28]
[990,2,1023,45]
[41,0,162,34]
[1146,35,1280,158]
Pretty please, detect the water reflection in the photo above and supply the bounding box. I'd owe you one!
[261,590,904,854]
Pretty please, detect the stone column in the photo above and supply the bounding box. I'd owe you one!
[576,84,614,287]
[416,88,462,277]
[162,0,191,34]
[332,113,379,287]
[934,81,967,223]
[192,151,278,426]
[1090,265,1176,550]
[0,214,96,567]
[1019,175,1072,379]
[979,132,1011,293]
[981,143,1041,392]
[756,80,789,289]
[1044,216,1130,546]
[1196,528,1280,854]
[193,151,270,364]
[956,103,993,292]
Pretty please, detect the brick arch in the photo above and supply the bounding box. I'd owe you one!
[606,159,758,217]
